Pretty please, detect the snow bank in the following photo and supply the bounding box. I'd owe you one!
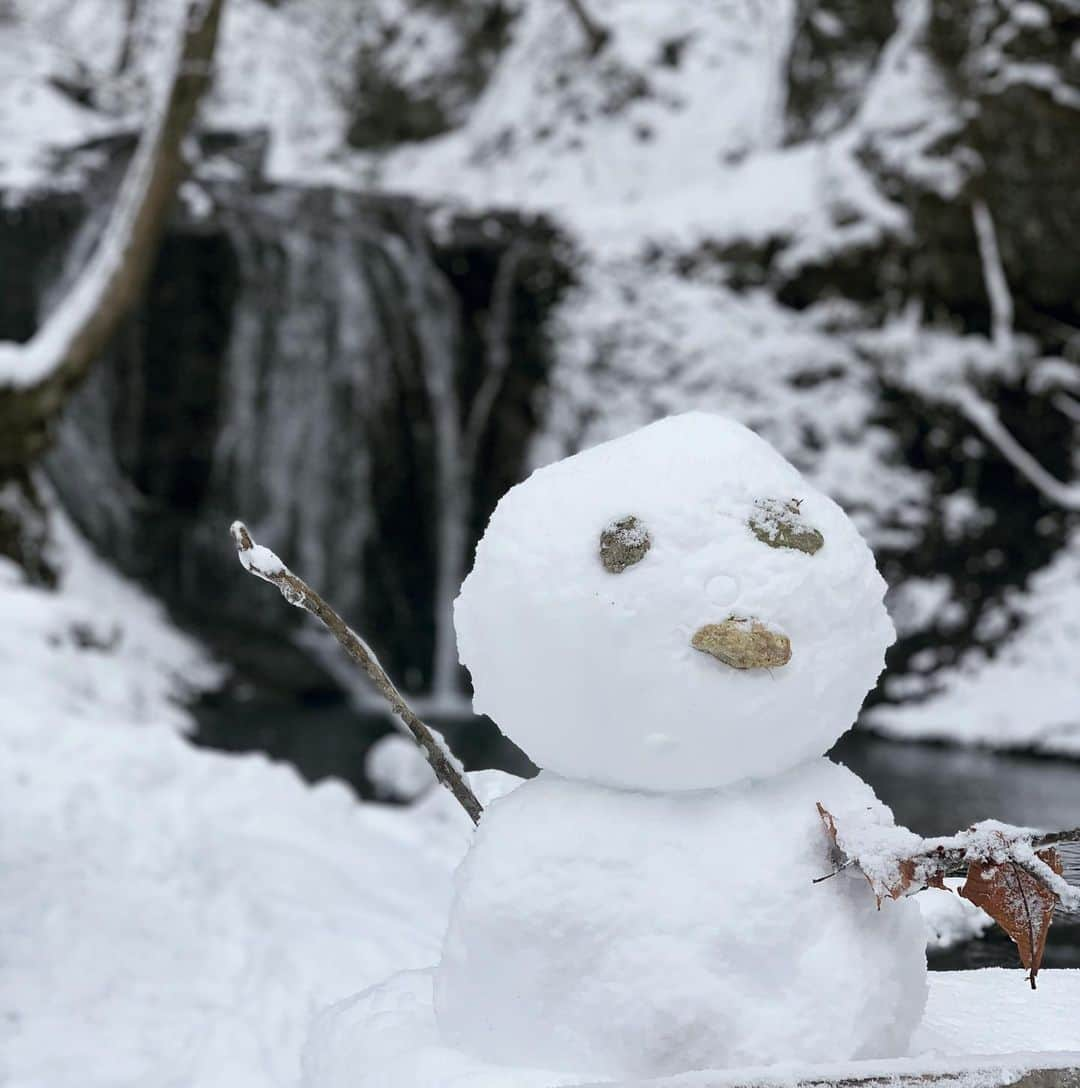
[868,532,1080,756]
[919,880,994,951]
[0,508,480,1088]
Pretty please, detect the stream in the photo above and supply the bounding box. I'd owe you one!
[192,697,1080,971]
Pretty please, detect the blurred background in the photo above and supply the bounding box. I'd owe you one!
[2,1,1080,1074]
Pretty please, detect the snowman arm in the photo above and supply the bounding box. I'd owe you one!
[229,520,484,825]
[816,804,1080,910]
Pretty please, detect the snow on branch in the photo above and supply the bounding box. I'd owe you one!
[939,199,1080,511]
[971,199,1014,353]
[0,0,226,470]
[229,522,483,826]
[955,389,1080,510]
[817,806,1080,986]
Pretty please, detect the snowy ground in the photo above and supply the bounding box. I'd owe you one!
[867,534,1080,757]
[0,506,481,1087]
[4,507,1078,1087]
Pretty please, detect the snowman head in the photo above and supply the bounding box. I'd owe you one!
[455,413,894,791]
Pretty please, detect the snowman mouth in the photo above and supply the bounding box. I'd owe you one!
[690,616,791,670]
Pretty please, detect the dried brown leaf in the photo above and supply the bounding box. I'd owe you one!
[960,844,1063,988]
[816,805,948,907]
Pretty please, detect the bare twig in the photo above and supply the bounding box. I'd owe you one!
[943,198,1080,510]
[955,389,1080,510]
[971,199,1014,354]
[560,0,610,56]
[814,819,1080,908]
[229,521,483,825]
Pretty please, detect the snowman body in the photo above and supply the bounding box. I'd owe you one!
[436,413,928,1077]
[436,764,926,1076]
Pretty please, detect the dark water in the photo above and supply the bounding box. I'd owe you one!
[191,698,1080,970]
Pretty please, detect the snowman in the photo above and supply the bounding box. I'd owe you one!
[307,412,928,1086]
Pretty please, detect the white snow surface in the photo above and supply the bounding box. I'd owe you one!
[0,509,485,1088]
[868,530,1080,756]
[920,879,994,951]
[306,968,1080,1088]
[434,761,928,1078]
[456,413,895,790]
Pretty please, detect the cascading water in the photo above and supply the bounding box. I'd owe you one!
[42,165,568,702]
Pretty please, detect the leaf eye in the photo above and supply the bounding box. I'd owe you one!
[599,515,651,573]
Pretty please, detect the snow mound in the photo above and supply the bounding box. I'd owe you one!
[455,412,895,790]
[919,879,994,951]
[434,760,927,1078]
[0,506,480,1088]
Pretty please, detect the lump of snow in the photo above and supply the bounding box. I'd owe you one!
[365,733,433,802]
[919,879,993,951]
[455,412,895,790]
[434,760,928,1078]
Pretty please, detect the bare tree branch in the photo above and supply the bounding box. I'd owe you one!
[0,0,227,473]
[948,199,1080,510]
[956,388,1080,510]
[115,0,142,77]
[971,198,1014,353]
[229,521,483,825]
[815,815,1080,910]
[1053,391,1080,425]
[560,0,610,56]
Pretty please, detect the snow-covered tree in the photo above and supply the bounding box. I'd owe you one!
[0,0,226,578]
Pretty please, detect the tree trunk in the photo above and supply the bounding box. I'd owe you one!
[0,0,227,577]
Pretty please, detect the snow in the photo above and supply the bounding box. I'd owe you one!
[920,879,994,951]
[9,0,1069,750]
[366,732,436,802]
[0,503,487,1087]
[433,762,927,1079]
[456,413,895,790]
[306,970,1080,1088]
[868,531,1080,756]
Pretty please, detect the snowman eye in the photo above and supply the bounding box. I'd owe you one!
[748,498,824,555]
[599,515,651,573]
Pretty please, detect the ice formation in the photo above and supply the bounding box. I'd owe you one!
[455,411,896,790]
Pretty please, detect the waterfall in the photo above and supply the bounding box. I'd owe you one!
[41,174,565,701]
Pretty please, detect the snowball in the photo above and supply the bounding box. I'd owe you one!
[455,412,895,790]
[365,733,433,802]
[435,760,928,1078]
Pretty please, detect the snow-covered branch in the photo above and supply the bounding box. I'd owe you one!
[971,199,1014,353]
[0,0,226,471]
[229,521,483,826]
[955,389,1080,510]
[939,199,1080,511]
[817,806,1080,986]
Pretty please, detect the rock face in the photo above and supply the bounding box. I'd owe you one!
[9,140,569,696]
